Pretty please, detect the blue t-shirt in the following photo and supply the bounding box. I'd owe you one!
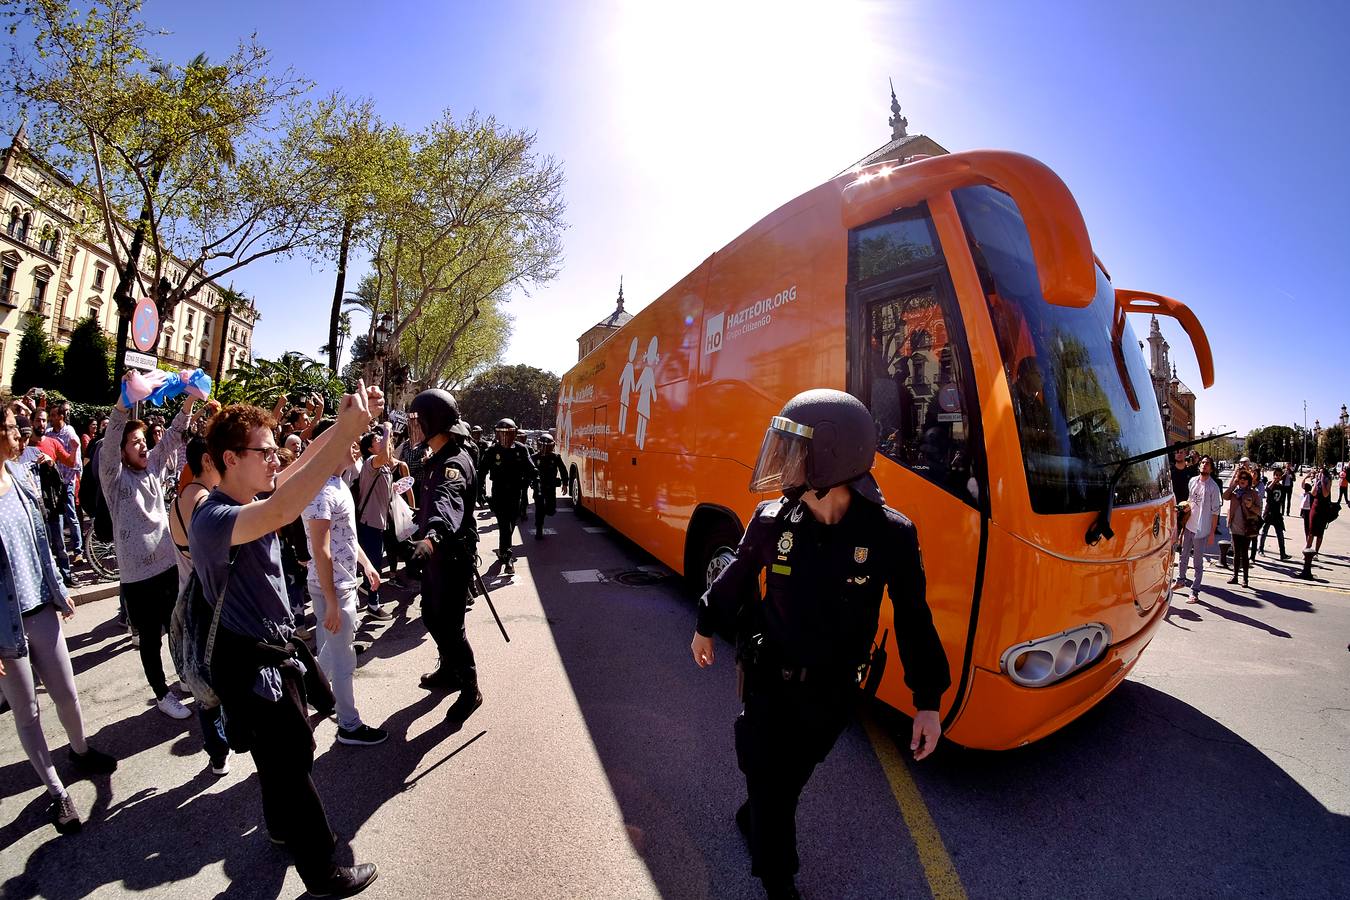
[0,484,50,614]
[188,488,294,700]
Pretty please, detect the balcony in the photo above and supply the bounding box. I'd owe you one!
[57,315,78,335]
[29,297,50,317]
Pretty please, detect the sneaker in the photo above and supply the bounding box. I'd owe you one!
[504,560,516,575]
[69,745,117,775]
[306,863,378,898]
[156,692,191,720]
[364,606,393,621]
[446,689,483,723]
[70,553,85,566]
[336,724,388,747]
[51,791,81,834]
[62,573,76,588]
[210,754,231,776]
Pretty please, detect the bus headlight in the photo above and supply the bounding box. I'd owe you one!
[1001,624,1111,688]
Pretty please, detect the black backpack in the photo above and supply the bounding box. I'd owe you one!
[37,461,64,515]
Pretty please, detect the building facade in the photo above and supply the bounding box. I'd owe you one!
[0,126,258,391]
[1145,315,1196,445]
[576,279,634,361]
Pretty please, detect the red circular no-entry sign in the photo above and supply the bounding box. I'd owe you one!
[131,297,159,352]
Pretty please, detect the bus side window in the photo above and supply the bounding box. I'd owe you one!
[863,286,976,504]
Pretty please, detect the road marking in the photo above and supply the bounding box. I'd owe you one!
[583,526,608,534]
[562,569,606,583]
[541,528,558,535]
[863,716,968,900]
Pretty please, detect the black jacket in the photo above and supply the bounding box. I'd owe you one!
[417,442,478,557]
[482,443,536,511]
[697,494,950,711]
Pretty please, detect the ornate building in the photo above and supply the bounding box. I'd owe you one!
[840,81,950,173]
[576,278,633,361]
[0,125,258,390]
[1145,315,1195,444]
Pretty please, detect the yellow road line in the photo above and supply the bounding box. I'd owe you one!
[863,716,968,900]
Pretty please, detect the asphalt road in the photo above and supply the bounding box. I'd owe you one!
[1,500,1347,899]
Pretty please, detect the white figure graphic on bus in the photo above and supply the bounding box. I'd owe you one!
[618,337,638,434]
[559,384,573,453]
[635,336,658,449]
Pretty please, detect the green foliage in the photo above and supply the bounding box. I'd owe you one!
[1244,425,1299,466]
[457,364,560,432]
[60,314,114,403]
[217,351,344,410]
[10,314,63,394]
[1317,425,1346,468]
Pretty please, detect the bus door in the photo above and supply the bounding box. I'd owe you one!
[846,204,987,724]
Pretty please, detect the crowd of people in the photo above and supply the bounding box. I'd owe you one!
[1170,449,1342,601]
[0,377,575,897]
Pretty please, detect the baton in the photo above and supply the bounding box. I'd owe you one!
[473,565,510,643]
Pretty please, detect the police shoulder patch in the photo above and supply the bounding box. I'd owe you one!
[853,546,869,564]
[445,466,462,482]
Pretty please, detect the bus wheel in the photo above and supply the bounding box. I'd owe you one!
[699,521,741,595]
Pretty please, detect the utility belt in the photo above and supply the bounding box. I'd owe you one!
[736,632,853,692]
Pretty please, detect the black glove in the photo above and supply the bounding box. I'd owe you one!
[411,538,435,565]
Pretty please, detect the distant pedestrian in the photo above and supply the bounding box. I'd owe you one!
[1223,467,1261,588]
[44,403,83,565]
[1340,467,1348,504]
[1306,467,1335,555]
[1282,466,1295,516]
[1258,468,1289,560]
[1176,456,1221,602]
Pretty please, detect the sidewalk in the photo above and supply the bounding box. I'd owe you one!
[1178,502,1350,596]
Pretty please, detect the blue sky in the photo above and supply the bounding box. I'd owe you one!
[115,1,1350,434]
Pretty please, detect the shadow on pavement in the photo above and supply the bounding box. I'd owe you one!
[526,512,1349,899]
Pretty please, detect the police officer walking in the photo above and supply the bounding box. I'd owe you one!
[532,433,568,539]
[690,389,949,900]
[481,418,535,575]
[471,426,489,507]
[407,389,483,722]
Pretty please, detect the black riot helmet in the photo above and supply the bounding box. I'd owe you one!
[495,417,518,446]
[749,389,883,503]
[409,389,461,438]
[539,432,555,448]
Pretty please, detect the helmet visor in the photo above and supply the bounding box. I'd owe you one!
[748,416,812,493]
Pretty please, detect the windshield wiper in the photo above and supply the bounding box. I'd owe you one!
[1085,431,1235,545]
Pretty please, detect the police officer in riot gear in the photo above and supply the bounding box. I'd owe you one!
[532,433,568,539]
[481,417,535,575]
[407,389,483,722]
[471,426,489,507]
[691,389,949,900]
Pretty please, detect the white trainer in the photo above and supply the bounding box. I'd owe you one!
[156,692,191,720]
[210,754,231,776]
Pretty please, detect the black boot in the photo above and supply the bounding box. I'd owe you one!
[447,684,483,723]
[419,667,461,692]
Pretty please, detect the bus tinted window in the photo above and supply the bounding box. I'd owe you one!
[954,185,1168,514]
[863,287,975,503]
[852,215,938,282]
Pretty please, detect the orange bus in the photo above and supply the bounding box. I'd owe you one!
[556,150,1213,750]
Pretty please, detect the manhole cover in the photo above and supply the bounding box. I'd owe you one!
[614,570,667,587]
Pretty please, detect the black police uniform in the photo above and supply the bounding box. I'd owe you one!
[697,491,950,889]
[416,441,480,691]
[475,438,491,506]
[481,442,536,561]
[533,450,568,538]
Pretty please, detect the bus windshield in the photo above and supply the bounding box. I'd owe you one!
[953,185,1168,515]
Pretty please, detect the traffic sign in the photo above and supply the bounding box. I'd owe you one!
[132,297,159,352]
[125,350,158,371]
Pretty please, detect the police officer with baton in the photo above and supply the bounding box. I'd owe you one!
[407,389,483,723]
[691,389,950,900]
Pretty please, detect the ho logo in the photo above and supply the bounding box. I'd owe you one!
[704,312,725,355]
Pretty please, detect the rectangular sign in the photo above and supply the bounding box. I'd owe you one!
[388,409,408,426]
[125,350,158,371]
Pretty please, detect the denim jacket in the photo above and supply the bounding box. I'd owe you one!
[0,460,71,659]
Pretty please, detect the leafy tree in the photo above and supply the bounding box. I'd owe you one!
[1244,425,1298,466]
[1317,425,1346,469]
[60,313,114,402]
[359,110,565,392]
[10,313,62,393]
[217,351,343,410]
[457,364,560,432]
[5,0,322,381]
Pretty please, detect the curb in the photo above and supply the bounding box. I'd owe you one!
[71,580,119,606]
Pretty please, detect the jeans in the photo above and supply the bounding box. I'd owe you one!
[312,587,362,732]
[1258,517,1286,557]
[1230,534,1252,584]
[356,522,384,610]
[1178,528,1208,594]
[60,481,82,556]
[0,606,87,797]
[200,704,228,763]
[45,513,71,578]
[123,566,180,699]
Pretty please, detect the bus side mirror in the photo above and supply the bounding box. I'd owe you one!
[1114,289,1215,389]
[841,150,1098,309]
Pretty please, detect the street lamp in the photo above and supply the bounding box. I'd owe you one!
[539,391,547,431]
[1340,404,1348,471]
[1160,400,1171,440]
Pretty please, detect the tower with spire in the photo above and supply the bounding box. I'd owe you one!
[1145,315,1196,443]
[840,80,950,176]
[576,276,634,361]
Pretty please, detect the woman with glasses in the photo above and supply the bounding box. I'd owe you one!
[1222,465,1262,588]
[0,408,116,834]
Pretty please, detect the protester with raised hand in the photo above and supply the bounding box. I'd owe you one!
[0,404,116,835]
[189,380,383,898]
[102,374,196,720]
